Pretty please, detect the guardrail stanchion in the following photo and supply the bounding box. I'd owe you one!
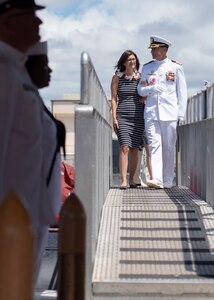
[0,191,35,300]
[57,192,86,300]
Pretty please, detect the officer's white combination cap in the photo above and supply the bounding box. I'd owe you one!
[27,41,48,56]
[149,35,172,48]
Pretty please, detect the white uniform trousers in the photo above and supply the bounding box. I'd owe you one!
[145,120,177,185]
[133,149,150,186]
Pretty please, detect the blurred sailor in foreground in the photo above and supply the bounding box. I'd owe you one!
[26,42,73,205]
[137,35,187,188]
[0,0,61,283]
[26,40,65,279]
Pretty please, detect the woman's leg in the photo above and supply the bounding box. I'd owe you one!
[120,145,129,187]
[129,147,139,184]
[145,144,153,180]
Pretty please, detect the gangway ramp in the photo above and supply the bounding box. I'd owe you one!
[92,186,214,299]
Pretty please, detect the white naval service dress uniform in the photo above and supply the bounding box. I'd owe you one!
[0,41,61,282]
[137,57,187,187]
[35,111,61,282]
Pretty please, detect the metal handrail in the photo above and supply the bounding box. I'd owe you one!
[75,51,112,300]
[185,83,214,124]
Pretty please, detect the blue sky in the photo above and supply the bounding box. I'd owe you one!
[40,0,102,17]
[47,4,85,17]
[48,6,77,17]
[37,0,214,105]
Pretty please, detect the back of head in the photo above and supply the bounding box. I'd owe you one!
[0,0,45,52]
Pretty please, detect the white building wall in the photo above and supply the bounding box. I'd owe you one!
[51,96,80,166]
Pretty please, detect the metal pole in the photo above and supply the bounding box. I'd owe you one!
[0,191,35,300]
[57,193,86,300]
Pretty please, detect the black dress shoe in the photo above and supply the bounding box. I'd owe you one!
[129,183,137,188]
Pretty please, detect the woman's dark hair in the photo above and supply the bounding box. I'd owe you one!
[114,50,140,72]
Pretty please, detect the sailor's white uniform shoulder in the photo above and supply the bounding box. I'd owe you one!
[143,60,154,66]
[171,59,182,65]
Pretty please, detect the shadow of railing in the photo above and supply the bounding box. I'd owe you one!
[165,187,214,278]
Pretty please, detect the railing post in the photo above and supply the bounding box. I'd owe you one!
[57,193,86,300]
[0,191,35,300]
[80,52,90,105]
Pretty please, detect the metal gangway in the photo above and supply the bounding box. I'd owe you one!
[36,53,214,300]
[74,53,214,299]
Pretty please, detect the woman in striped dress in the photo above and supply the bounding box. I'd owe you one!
[111,50,145,189]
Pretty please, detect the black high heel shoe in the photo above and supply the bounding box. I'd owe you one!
[120,185,127,190]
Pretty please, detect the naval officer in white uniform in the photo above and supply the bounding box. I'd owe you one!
[0,0,61,282]
[137,35,187,188]
[26,41,63,281]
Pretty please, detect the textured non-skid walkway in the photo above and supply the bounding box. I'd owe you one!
[92,186,214,299]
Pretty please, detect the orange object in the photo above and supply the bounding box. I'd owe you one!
[57,192,86,300]
[61,162,75,203]
[0,191,35,300]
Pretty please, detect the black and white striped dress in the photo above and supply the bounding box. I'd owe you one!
[116,76,144,148]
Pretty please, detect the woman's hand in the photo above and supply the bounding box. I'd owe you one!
[113,118,119,133]
[139,96,147,104]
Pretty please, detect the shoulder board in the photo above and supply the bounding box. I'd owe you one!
[143,60,154,66]
[171,59,182,65]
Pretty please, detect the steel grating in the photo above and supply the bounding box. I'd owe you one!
[92,186,214,297]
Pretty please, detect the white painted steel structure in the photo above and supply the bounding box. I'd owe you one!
[75,52,112,300]
[177,83,214,208]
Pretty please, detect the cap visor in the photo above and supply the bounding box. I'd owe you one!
[34,4,45,10]
[148,44,160,49]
